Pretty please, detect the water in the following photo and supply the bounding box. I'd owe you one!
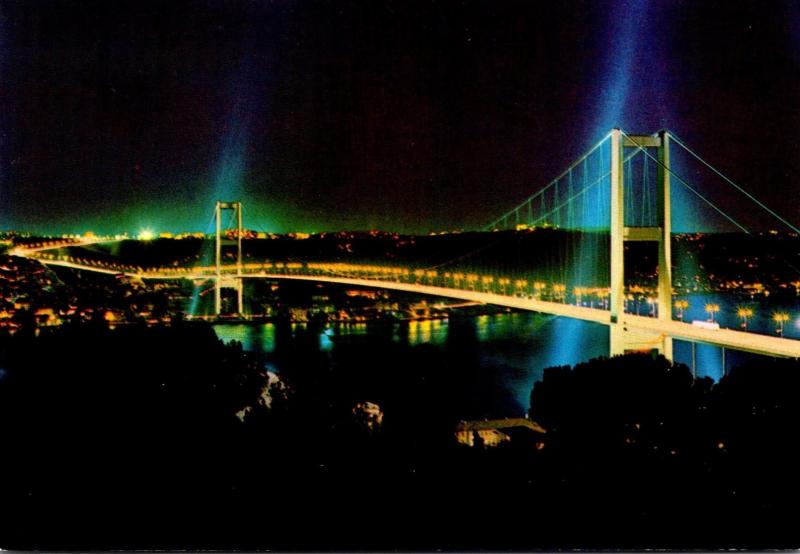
[212,292,800,417]
[213,314,609,418]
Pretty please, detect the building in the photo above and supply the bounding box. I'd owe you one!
[352,401,384,431]
[455,418,546,449]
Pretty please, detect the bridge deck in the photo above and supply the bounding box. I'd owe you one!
[26,258,800,359]
[249,274,800,358]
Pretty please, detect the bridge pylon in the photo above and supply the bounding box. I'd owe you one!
[609,129,673,360]
[214,200,244,316]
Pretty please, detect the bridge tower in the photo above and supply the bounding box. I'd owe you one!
[609,129,673,359]
[214,200,244,316]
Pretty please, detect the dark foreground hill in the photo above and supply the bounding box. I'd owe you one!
[0,322,797,549]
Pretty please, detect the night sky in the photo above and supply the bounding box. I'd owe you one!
[2,0,799,234]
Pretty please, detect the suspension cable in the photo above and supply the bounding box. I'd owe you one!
[669,132,800,235]
[484,131,613,230]
[529,148,643,228]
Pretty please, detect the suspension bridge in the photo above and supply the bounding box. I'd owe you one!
[13,129,800,362]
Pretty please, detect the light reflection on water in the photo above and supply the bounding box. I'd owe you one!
[212,323,277,353]
[211,294,796,414]
[212,314,609,416]
[406,318,448,345]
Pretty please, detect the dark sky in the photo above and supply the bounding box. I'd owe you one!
[2,0,799,234]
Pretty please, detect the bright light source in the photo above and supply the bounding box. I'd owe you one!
[138,228,155,241]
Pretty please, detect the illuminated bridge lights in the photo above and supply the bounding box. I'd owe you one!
[497,278,511,294]
[674,299,689,320]
[705,303,721,323]
[773,312,790,336]
[736,306,754,330]
[16,249,800,343]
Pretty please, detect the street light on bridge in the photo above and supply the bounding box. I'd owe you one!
[425,270,437,285]
[705,303,720,323]
[736,307,753,330]
[494,277,508,294]
[773,312,789,336]
[674,299,689,321]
